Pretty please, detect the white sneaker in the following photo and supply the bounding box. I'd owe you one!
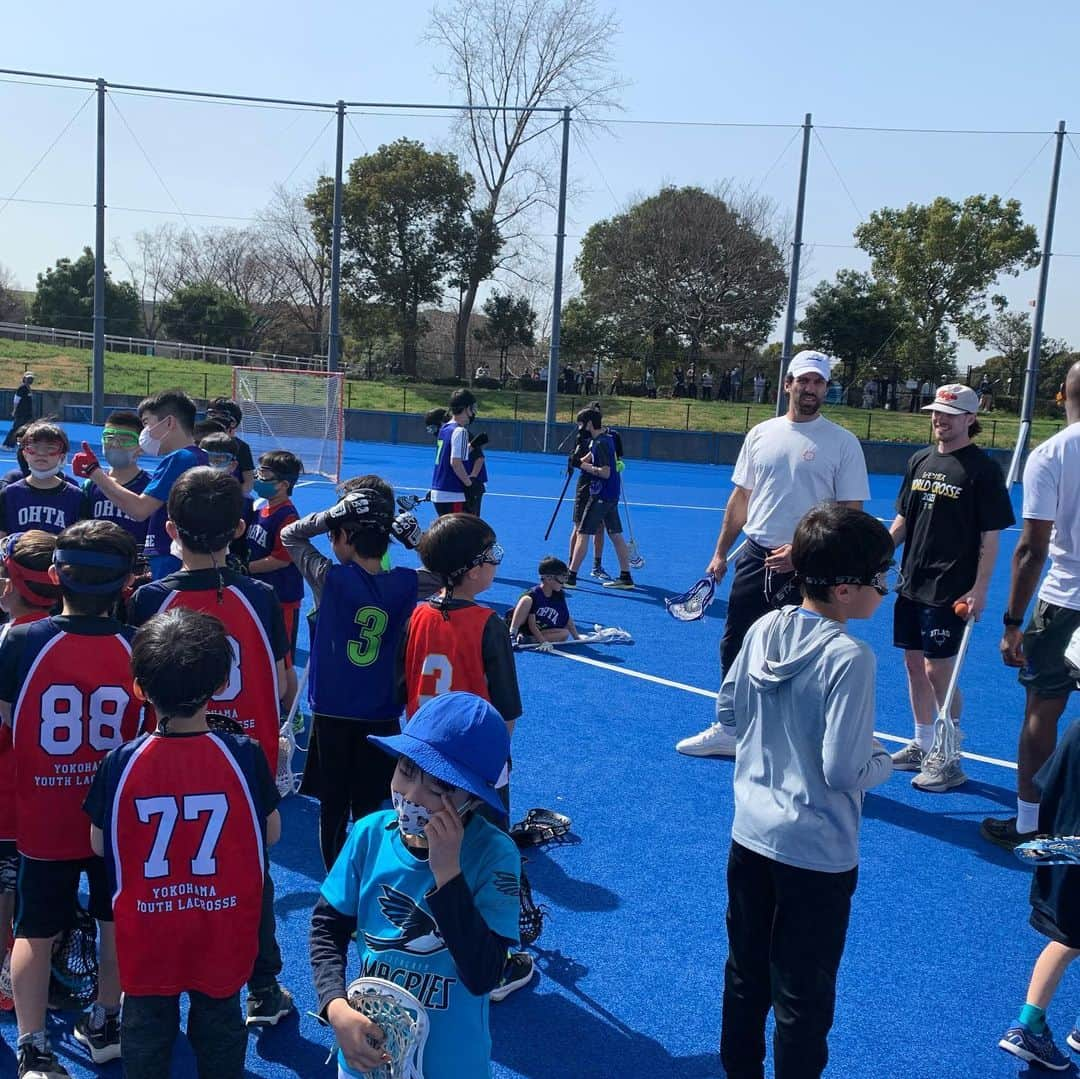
[675,723,737,757]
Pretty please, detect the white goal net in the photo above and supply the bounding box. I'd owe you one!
[231,367,344,483]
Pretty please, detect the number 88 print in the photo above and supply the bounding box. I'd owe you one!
[39,684,132,755]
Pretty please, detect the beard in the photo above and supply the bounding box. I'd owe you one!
[796,395,822,416]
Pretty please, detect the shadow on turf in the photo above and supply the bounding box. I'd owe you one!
[523,847,620,913]
[864,781,1027,870]
[493,947,721,1078]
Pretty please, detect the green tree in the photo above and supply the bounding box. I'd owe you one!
[854,195,1039,386]
[307,139,478,376]
[576,186,787,364]
[159,281,254,348]
[799,270,905,388]
[977,302,1070,405]
[473,291,537,381]
[30,247,141,335]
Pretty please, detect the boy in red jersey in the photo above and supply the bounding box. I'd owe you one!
[0,520,142,1078]
[128,467,293,1029]
[400,513,534,1000]
[0,531,60,1013]
[85,608,281,1079]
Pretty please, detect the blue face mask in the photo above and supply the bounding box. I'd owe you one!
[253,478,279,499]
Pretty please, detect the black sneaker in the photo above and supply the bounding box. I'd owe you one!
[246,984,294,1027]
[603,575,635,590]
[73,1011,121,1064]
[564,572,578,589]
[980,816,1035,852]
[490,952,536,1002]
[17,1041,70,1079]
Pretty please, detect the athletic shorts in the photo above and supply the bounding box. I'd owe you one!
[1019,600,1080,699]
[281,601,301,669]
[572,482,592,527]
[434,501,465,516]
[1030,865,1080,949]
[892,595,965,659]
[579,497,622,537]
[14,855,111,939]
[0,840,18,895]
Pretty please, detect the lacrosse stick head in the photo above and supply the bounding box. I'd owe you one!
[277,725,299,798]
[49,905,98,1011]
[628,541,645,569]
[345,977,429,1079]
[396,494,423,512]
[664,577,715,621]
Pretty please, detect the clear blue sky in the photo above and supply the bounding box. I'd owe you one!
[2,0,1078,365]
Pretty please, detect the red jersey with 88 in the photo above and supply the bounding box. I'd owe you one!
[105,732,266,997]
[11,622,143,860]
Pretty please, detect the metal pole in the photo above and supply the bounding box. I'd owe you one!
[327,100,345,373]
[1007,120,1066,487]
[543,106,571,452]
[776,113,812,417]
[92,78,106,424]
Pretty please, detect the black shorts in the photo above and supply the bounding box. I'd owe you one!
[0,840,17,895]
[434,501,465,516]
[1030,866,1080,949]
[14,855,112,939]
[579,497,622,537]
[572,482,592,527]
[1019,600,1080,699]
[892,595,965,659]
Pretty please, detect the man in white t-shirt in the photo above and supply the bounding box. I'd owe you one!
[982,360,1080,850]
[676,350,870,756]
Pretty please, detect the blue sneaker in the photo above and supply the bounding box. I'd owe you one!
[1067,1028,1080,1053]
[999,1023,1070,1070]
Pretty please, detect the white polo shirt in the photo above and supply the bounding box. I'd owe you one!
[1022,422,1080,611]
[732,415,870,548]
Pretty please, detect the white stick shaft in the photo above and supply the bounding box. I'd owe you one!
[938,618,974,720]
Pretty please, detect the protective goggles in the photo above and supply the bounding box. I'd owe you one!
[473,543,504,568]
[801,560,896,597]
[541,573,569,585]
[101,427,139,448]
[206,452,238,470]
[19,439,65,456]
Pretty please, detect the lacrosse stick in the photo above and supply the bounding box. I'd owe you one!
[516,624,632,650]
[919,600,975,776]
[49,904,98,1011]
[342,977,429,1079]
[396,492,430,513]
[277,664,311,797]
[1014,837,1080,866]
[665,577,716,622]
[619,485,645,568]
[543,472,573,541]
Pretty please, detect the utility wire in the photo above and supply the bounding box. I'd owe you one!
[0,90,95,220]
[281,113,336,187]
[812,130,864,221]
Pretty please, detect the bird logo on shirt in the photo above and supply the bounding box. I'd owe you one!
[362,886,447,955]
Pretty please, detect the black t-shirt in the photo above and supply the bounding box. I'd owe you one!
[895,443,1015,606]
[235,437,255,476]
[12,386,33,424]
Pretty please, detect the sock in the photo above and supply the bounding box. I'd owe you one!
[620,571,632,581]
[1019,1003,1047,1033]
[914,724,934,752]
[1018,798,1040,835]
[17,1030,48,1053]
[593,558,602,568]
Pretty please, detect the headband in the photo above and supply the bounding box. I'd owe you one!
[1,535,57,608]
[52,548,131,595]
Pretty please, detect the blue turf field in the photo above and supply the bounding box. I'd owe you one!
[0,425,1074,1078]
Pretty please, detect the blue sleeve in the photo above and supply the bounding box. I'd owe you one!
[144,450,194,502]
[128,584,163,628]
[0,625,30,705]
[467,826,522,944]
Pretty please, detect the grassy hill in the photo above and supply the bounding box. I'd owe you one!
[0,338,1062,448]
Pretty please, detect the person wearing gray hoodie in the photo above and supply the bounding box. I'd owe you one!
[718,503,894,1079]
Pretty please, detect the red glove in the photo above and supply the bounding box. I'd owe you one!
[72,441,101,479]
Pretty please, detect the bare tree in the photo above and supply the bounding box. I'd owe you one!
[112,224,181,338]
[0,263,25,323]
[427,0,623,376]
[256,184,331,357]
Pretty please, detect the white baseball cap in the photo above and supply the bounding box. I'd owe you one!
[922,384,979,415]
[787,350,831,381]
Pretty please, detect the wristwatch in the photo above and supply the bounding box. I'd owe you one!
[1002,613,1023,628]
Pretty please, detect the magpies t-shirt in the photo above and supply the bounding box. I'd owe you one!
[322,809,520,1079]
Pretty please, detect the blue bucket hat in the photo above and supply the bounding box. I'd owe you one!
[368,692,509,812]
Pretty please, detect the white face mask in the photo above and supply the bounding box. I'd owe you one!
[392,791,432,838]
[29,459,65,481]
[138,418,168,457]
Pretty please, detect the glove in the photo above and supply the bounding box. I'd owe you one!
[326,492,369,520]
[391,511,422,550]
[616,459,625,473]
[72,441,101,479]
[469,432,489,451]
[536,640,554,654]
